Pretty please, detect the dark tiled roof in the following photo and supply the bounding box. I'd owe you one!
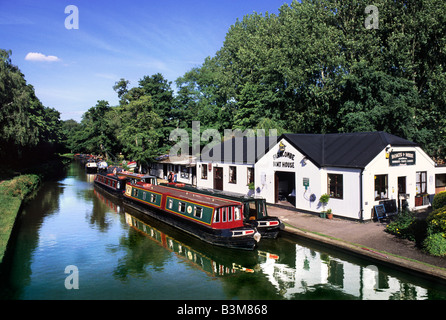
[200,136,278,164]
[282,132,418,168]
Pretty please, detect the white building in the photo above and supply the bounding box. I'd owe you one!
[255,132,440,221]
[196,136,276,195]
[150,131,444,221]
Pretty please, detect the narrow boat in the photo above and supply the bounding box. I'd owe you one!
[123,181,261,250]
[94,169,157,197]
[85,160,98,173]
[160,183,284,239]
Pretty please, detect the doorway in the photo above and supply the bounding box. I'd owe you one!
[214,167,223,190]
[398,176,407,211]
[275,171,296,206]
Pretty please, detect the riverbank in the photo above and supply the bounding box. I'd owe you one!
[0,156,72,264]
[0,175,41,263]
[269,206,446,283]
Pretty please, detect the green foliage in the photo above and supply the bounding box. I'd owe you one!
[432,191,446,210]
[423,233,446,257]
[174,0,446,158]
[0,174,41,200]
[6,0,446,166]
[0,49,63,165]
[426,206,446,237]
[385,210,426,243]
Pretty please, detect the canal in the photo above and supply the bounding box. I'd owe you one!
[1,161,446,300]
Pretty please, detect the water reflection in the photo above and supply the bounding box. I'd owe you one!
[2,161,446,300]
[259,243,432,300]
[94,185,446,300]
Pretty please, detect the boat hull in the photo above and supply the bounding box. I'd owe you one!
[123,198,258,250]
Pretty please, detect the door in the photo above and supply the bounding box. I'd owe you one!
[398,176,407,211]
[214,167,223,190]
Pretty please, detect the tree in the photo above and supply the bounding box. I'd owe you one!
[0,49,63,164]
[117,95,162,164]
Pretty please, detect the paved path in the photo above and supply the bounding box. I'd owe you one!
[268,205,446,282]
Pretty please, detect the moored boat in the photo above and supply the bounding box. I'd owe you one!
[160,183,284,239]
[123,181,261,250]
[94,169,157,197]
[85,160,98,173]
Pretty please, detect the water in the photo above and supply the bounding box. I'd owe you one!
[1,161,446,300]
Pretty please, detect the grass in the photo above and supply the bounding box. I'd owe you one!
[0,174,41,263]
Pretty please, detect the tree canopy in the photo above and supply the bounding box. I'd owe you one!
[3,0,446,166]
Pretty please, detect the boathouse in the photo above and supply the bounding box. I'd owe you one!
[255,132,441,221]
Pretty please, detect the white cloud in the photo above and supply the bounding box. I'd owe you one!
[25,52,60,62]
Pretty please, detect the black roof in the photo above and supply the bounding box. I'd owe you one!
[200,136,278,164]
[281,131,418,169]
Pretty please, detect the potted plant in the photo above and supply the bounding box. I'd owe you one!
[326,208,333,219]
[319,193,330,218]
[247,182,255,196]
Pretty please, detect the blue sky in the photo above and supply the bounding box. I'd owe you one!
[1,0,293,121]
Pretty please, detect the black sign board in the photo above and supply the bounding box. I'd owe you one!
[374,204,386,220]
[389,151,416,166]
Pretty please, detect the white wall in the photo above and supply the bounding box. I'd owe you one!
[254,138,353,215]
[322,167,362,220]
[256,139,437,221]
[362,146,436,219]
[196,162,254,195]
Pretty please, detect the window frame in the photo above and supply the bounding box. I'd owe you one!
[327,173,343,199]
[374,174,388,200]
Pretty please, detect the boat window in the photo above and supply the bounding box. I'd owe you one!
[178,202,186,213]
[194,206,203,219]
[168,198,173,209]
[248,201,257,219]
[228,207,232,222]
[222,207,227,222]
[214,209,220,223]
[143,192,147,200]
[234,207,241,220]
[133,189,138,197]
[150,194,157,203]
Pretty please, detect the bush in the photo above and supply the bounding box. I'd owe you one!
[386,210,417,241]
[423,233,446,257]
[426,206,446,235]
[432,191,446,210]
[0,174,41,200]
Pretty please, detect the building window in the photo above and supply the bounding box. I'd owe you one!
[328,174,343,199]
[247,167,254,184]
[416,171,427,194]
[375,175,388,200]
[229,166,237,184]
[201,164,208,179]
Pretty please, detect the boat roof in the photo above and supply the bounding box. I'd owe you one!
[134,183,238,208]
[117,171,157,179]
[160,183,265,203]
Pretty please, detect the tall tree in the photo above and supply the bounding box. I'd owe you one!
[0,49,63,164]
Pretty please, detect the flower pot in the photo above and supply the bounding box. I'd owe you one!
[326,213,333,220]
